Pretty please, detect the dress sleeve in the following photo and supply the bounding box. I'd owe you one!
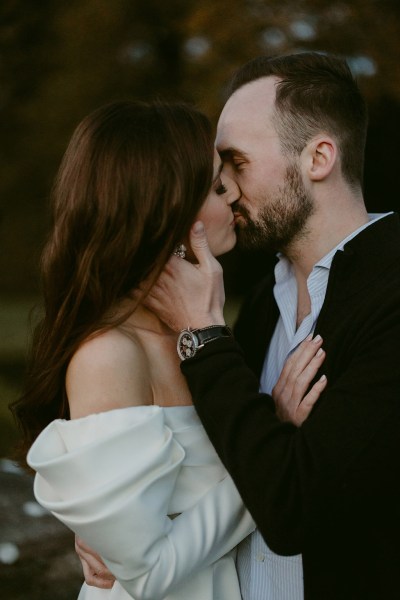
[27,406,254,600]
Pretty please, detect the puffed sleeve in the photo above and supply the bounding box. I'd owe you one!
[27,407,254,600]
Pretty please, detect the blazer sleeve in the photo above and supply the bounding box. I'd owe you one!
[27,406,254,600]
[181,293,400,556]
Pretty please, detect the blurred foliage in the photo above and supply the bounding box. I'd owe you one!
[0,296,38,457]
[0,374,20,456]
[1,0,400,294]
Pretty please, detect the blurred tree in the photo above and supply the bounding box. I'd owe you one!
[0,0,399,295]
[0,0,58,294]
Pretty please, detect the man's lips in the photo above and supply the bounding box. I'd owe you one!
[232,203,249,226]
[232,203,248,218]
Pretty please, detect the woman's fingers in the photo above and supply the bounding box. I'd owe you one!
[273,334,327,426]
[291,347,326,400]
[274,335,323,395]
[287,335,324,378]
[295,375,328,425]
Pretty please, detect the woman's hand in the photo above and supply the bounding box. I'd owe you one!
[75,535,115,589]
[272,335,327,427]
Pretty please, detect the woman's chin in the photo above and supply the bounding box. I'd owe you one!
[213,234,237,258]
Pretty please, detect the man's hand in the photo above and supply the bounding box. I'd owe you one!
[272,335,328,426]
[75,536,115,589]
[145,221,226,331]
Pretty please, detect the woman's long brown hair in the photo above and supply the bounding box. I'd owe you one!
[11,100,214,466]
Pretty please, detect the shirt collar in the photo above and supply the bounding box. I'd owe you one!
[275,212,392,279]
[315,212,392,271]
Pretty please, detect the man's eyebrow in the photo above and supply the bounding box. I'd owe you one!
[218,147,249,160]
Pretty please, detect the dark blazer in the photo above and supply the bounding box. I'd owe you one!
[182,213,400,600]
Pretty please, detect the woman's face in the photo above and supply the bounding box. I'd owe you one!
[194,149,239,257]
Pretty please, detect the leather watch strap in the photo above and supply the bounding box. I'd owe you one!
[194,325,232,346]
[177,325,232,360]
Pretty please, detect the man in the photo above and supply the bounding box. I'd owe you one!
[146,52,400,599]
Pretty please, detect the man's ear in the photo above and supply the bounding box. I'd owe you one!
[302,136,337,181]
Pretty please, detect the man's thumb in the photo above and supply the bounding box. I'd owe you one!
[190,221,212,264]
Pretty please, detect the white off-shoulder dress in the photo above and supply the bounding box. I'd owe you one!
[27,405,255,600]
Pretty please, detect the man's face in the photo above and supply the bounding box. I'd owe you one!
[216,76,314,254]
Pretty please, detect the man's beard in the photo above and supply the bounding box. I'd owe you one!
[234,163,315,254]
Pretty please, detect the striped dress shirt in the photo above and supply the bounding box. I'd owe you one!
[236,213,389,600]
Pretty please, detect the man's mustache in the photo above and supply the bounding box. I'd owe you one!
[232,201,250,220]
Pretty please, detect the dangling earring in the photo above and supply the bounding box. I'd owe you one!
[172,243,186,259]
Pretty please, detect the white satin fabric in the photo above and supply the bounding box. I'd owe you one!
[28,405,255,600]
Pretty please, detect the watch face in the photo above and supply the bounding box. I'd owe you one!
[177,330,197,360]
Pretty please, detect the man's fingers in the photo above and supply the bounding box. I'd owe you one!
[189,221,218,270]
[78,553,113,580]
[81,559,115,589]
[75,536,115,588]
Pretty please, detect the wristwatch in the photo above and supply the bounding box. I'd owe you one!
[177,325,232,360]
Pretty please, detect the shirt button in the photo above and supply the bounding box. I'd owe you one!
[256,552,266,562]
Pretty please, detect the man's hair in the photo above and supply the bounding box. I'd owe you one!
[228,52,368,186]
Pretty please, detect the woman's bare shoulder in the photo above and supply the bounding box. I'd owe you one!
[66,328,154,418]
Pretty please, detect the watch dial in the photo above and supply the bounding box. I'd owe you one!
[178,331,196,360]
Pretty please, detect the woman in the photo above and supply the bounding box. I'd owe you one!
[12,100,326,600]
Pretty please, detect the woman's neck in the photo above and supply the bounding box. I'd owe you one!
[119,298,173,336]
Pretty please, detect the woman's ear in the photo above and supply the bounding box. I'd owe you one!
[302,136,337,182]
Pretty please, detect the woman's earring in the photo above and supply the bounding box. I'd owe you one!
[172,243,186,259]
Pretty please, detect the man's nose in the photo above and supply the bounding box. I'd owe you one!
[226,179,241,205]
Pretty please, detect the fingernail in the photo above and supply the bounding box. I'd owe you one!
[305,334,313,341]
[316,348,324,356]
[192,221,204,234]
[319,374,327,381]
[313,334,322,344]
